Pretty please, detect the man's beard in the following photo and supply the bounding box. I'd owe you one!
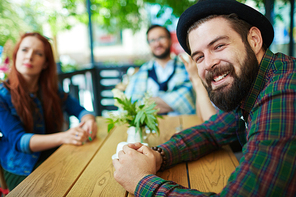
[203,43,259,112]
[152,46,171,59]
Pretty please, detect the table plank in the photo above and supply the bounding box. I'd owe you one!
[180,115,239,193]
[181,114,203,129]
[187,146,239,193]
[66,124,128,197]
[181,114,239,193]
[7,117,109,197]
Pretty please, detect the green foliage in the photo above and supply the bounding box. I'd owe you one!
[0,0,41,46]
[146,0,196,19]
[62,0,290,35]
[61,0,198,34]
[0,0,83,47]
[0,0,289,49]
[106,89,162,135]
[61,63,78,73]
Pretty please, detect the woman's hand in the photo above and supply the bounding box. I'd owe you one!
[30,122,88,152]
[81,114,98,142]
[62,122,88,145]
[29,116,98,152]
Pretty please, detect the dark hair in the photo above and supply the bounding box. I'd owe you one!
[186,14,266,53]
[4,32,64,133]
[146,24,171,40]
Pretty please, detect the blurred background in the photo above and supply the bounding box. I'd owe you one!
[0,0,295,124]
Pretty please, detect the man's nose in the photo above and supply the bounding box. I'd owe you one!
[204,52,219,70]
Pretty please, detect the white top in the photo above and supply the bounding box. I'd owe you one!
[146,59,175,97]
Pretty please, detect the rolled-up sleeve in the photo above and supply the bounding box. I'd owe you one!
[78,109,95,121]
[19,133,34,154]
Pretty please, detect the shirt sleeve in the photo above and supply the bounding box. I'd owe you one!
[61,90,94,119]
[160,110,242,168]
[159,64,196,115]
[0,94,29,153]
[78,109,95,121]
[124,75,137,100]
[124,67,148,103]
[19,133,34,153]
[135,174,214,196]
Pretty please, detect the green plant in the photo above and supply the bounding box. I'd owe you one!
[106,89,162,139]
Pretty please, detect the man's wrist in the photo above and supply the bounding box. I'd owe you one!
[151,146,167,171]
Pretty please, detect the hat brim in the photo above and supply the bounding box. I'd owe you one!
[177,0,274,54]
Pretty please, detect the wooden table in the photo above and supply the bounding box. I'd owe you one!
[7,115,239,196]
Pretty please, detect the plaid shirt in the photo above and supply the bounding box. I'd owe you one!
[135,49,296,196]
[125,58,196,115]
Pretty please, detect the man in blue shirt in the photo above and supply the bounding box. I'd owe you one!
[125,25,195,115]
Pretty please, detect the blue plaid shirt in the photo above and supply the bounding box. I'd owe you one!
[125,57,196,115]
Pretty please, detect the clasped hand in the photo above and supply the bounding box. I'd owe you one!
[63,118,98,146]
[112,143,162,194]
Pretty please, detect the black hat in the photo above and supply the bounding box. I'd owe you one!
[177,0,274,54]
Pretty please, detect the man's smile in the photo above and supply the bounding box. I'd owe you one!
[213,71,230,82]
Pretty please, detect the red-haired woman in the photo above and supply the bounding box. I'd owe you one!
[0,32,98,190]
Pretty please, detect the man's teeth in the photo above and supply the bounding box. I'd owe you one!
[213,72,229,82]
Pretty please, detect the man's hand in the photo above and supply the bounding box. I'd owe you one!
[112,144,159,194]
[180,53,204,89]
[151,97,173,114]
[128,143,163,171]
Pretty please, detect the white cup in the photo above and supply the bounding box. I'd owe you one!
[111,141,148,160]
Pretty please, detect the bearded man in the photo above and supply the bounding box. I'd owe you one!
[113,0,296,196]
[125,25,195,115]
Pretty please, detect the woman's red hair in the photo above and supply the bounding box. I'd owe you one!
[4,32,64,133]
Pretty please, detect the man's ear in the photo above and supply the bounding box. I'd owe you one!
[247,26,263,55]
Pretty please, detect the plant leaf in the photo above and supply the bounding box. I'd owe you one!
[107,123,115,132]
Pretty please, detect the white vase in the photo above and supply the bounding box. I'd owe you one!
[126,126,148,145]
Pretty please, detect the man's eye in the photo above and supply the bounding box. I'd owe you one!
[216,44,225,50]
[195,55,204,63]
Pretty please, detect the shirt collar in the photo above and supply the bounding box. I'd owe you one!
[240,49,275,113]
[147,58,175,70]
[154,59,174,69]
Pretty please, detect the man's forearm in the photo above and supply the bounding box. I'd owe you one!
[151,97,173,114]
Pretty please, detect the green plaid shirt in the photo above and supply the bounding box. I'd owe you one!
[135,49,296,196]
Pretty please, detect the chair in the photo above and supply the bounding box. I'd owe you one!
[0,164,9,196]
[58,64,139,117]
[93,65,139,116]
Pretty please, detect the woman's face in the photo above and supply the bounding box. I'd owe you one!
[15,36,47,80]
